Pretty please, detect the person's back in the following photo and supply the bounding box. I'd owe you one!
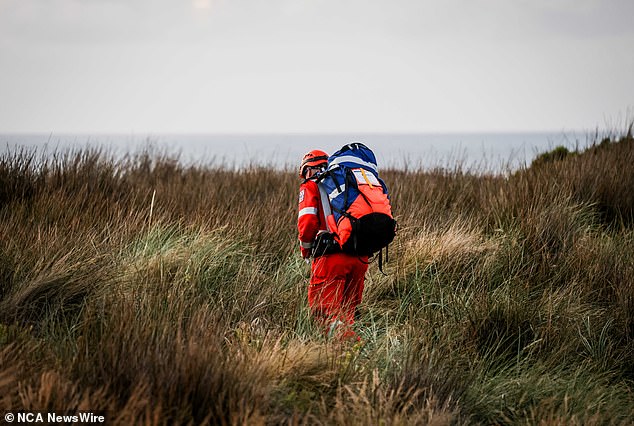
[297,150,368,341]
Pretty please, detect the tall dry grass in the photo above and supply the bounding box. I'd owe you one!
[1,129,633,424]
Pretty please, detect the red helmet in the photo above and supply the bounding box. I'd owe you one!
[299,149,328,178]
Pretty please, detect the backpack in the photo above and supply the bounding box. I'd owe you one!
[314,143,396,261]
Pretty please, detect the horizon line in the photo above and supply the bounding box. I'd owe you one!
[0,128,609,137]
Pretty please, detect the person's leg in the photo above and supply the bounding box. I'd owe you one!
[308,255,347,333]
[340,256,368,340]
[343,259,367,323]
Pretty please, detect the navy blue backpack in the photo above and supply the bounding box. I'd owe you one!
[313,143,396,263]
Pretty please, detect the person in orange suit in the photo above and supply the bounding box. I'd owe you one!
[297,150,368,341]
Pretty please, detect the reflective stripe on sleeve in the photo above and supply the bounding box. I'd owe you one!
[298,207,318,218]
[300,241,313,249]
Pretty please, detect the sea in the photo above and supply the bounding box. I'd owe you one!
[0,132,597,174]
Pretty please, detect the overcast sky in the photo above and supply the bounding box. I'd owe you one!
[1,0,632,134]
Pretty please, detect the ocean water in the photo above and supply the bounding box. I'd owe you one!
[1,132,593,173]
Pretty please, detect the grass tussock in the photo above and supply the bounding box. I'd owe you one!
[1,128,634,424]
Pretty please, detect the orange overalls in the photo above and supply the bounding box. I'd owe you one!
[297,179,368,340]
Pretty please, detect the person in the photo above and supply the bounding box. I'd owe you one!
[297,149,368,341]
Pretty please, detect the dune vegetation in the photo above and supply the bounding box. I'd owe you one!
[1,127,633,424]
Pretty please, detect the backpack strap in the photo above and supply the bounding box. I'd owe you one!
[355,247,389,275]
[378,247,389,276]
[317,182,333,232]
[385,244,389,264]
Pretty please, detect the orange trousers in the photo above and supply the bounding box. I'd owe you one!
[308,252,368,339]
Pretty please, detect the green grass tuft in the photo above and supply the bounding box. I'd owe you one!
[2,128,634,424]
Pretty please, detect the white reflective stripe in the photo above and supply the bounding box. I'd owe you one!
[300,241,313,249]
[298,207,318,218]
[329,155,378,173]
[328,184,345,201]
[353,169,380,186]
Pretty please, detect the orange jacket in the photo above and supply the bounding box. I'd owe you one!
[297,179,327,258]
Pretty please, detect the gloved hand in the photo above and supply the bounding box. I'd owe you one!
[301,247,312,259]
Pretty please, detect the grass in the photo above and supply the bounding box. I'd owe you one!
[1,127,634,424]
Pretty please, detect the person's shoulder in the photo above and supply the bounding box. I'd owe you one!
[300,179,319,191]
